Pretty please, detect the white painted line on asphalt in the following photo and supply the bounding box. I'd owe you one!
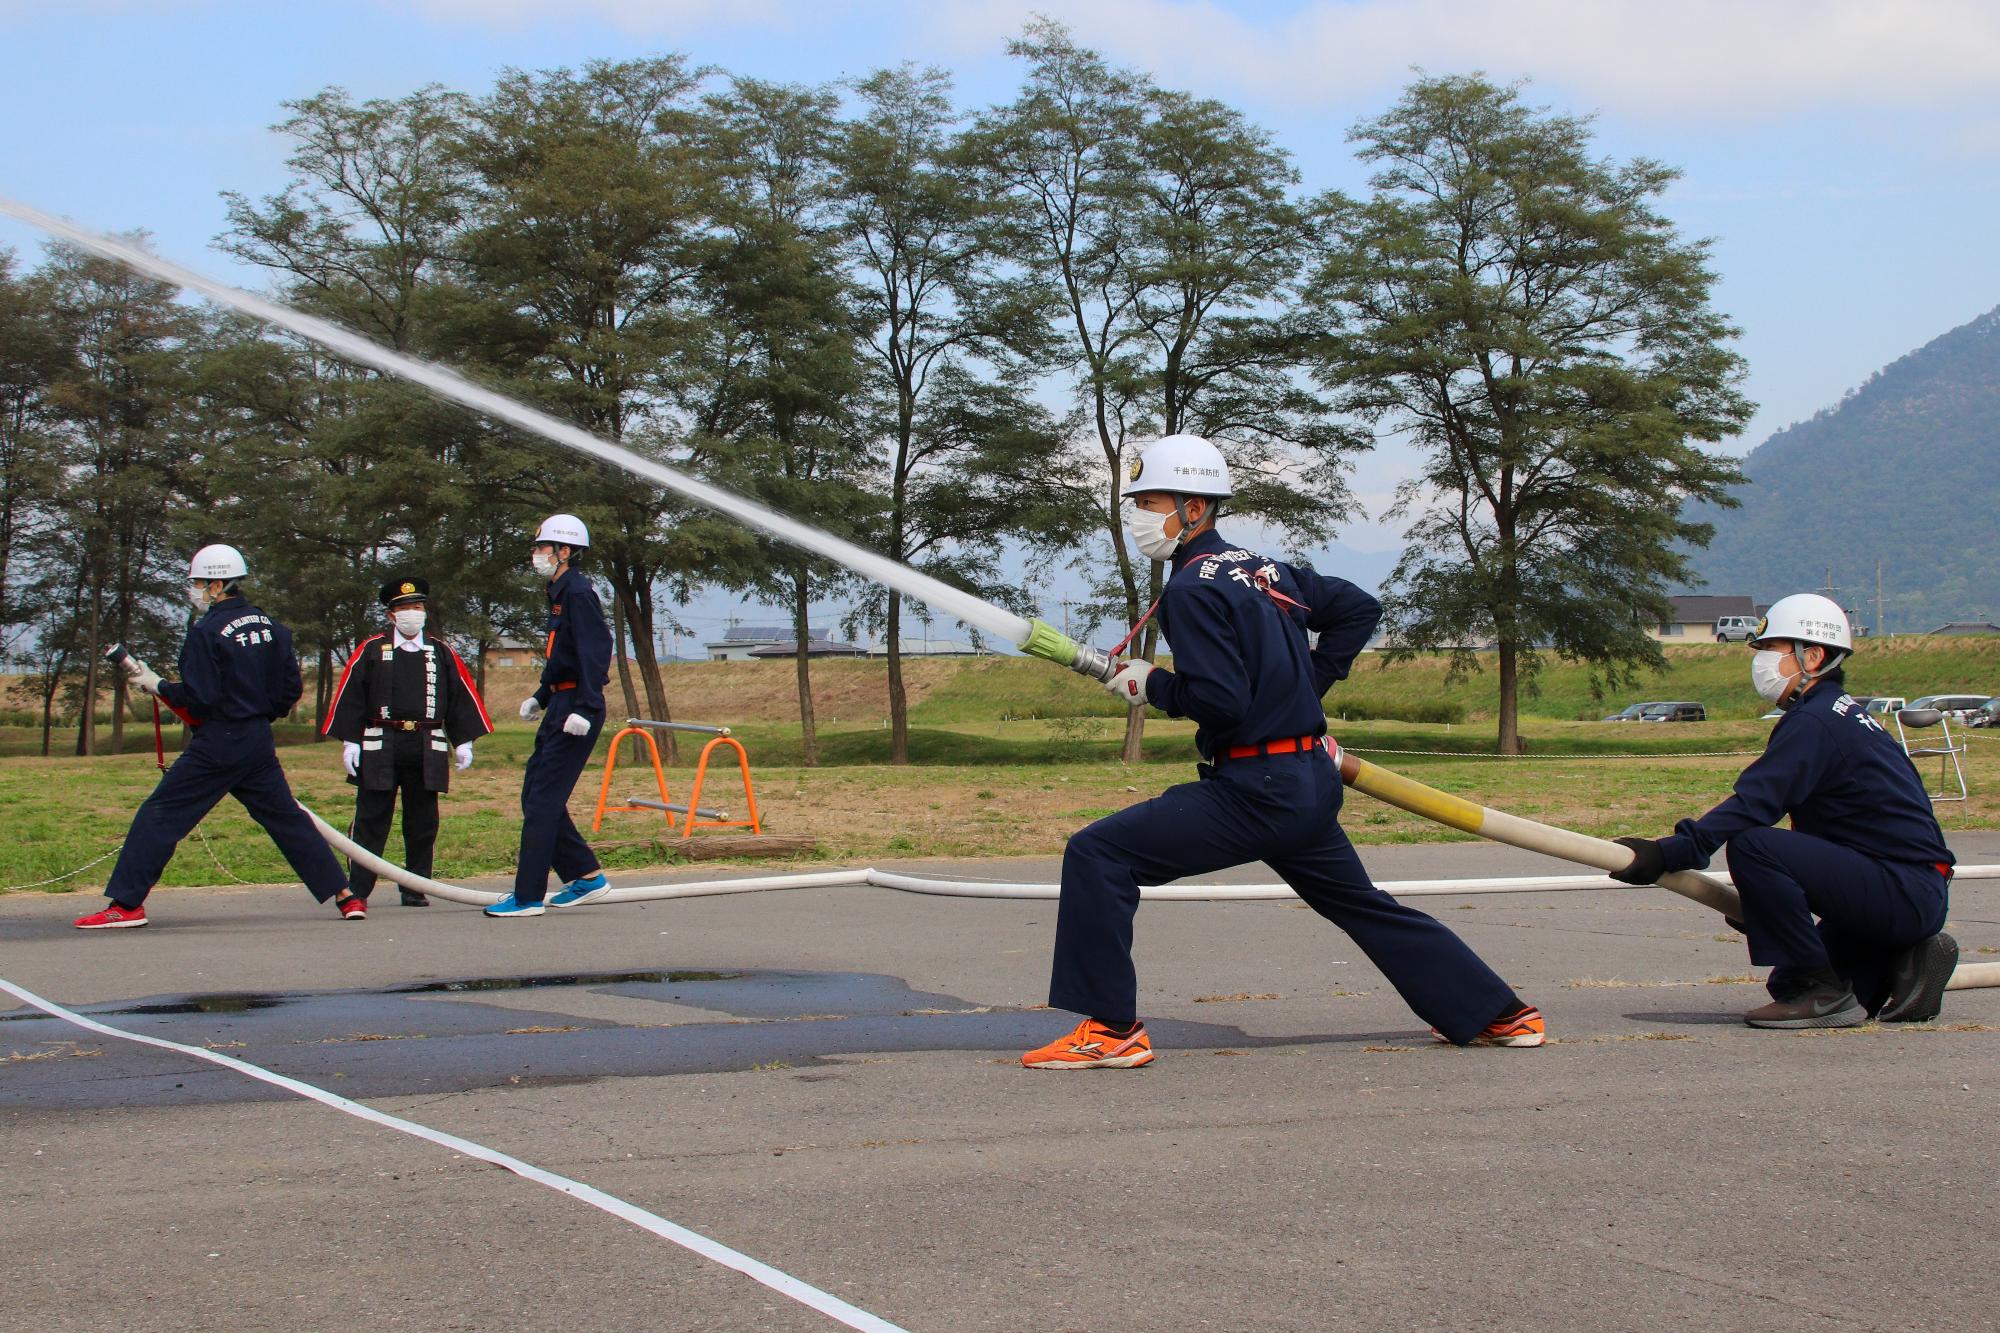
[0,975,905,1333]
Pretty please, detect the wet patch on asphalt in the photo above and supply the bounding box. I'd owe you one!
[0,966,1436,1111]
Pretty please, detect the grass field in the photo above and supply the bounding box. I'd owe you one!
[5,640,1998,895]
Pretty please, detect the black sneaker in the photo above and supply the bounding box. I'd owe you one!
[1743,985,1867,1029]
[399,889,430,907]
[1877,932,1957,1023]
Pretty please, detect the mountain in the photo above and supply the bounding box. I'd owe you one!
[1686,304,2000,633]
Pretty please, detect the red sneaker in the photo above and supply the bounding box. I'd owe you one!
[337,895,368,921]
[74,903,148,930]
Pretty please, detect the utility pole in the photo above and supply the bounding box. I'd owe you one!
[1876,560,1885,639]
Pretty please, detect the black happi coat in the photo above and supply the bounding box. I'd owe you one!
[322,634,493,792]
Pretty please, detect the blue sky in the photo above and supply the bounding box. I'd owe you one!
[4,0,1998,642]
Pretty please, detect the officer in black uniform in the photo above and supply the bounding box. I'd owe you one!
[1609,593,1957,1028]
[485,513,613,919]
[1022,437,1543,1068]
[323,577,494,907]
[76,544,356,929]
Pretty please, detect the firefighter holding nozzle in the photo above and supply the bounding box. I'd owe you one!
[322,578,494,911]
[1609,594,1958,1028]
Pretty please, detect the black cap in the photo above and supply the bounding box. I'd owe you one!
[380,577,429,608]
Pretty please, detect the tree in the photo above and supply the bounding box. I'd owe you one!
[835,64,1075,762]
[457,57,717,738]
[39,242,202,755]
[1311,75,1751,753]
[975,21,1358,760]
[695,76,871,767]
[221,84,545,725]
[0,251,69,659]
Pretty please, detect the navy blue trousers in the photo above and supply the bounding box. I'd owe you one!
[105,719,348,908]
[1051,746,1519,1045]
[1726,826,1949,1009]
[513,699,602,902]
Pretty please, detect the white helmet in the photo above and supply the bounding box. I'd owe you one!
[188,544,247,581]
[1126,434,1233,499]
[1750,593,1853,654]
[534,513,590,549]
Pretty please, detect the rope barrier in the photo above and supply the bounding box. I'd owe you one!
[0,846,124,894]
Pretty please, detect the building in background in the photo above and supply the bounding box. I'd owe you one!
[705,625,830,661]
[1649,595,1759,643]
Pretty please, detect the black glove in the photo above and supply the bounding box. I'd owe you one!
[1608,836,1665,886]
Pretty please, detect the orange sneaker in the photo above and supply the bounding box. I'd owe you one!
[1021,1018,1155,1069]
[1433,1003,1546,1048]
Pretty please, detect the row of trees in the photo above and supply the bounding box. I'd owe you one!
[0,21,1750,757]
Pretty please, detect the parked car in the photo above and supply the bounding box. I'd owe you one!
[1970,697,2000,728]
[1602,702,1661,722]
[1640,701,1706,723]
[1714,615,1759,643]
[1907,693,1992,724]
[1859,696,1906,716]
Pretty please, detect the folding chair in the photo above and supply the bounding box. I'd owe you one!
[1893,708,1968,802]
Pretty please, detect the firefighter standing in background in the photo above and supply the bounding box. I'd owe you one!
[322,578,493,909]
[484,513,613,918]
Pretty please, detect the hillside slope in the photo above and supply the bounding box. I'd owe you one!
[1688,304,2000,630]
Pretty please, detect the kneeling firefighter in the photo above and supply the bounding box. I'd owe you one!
[1021,435,1545,1068]
[1610,594,1957,1027]
[323,577,494,909]
[77,544,357,929]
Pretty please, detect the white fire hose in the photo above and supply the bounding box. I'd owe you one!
[302,796,2000,993]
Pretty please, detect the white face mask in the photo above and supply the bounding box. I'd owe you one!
[531,551,559,579]
[393,609,426,638]
[1126,506,1182,562]
[186,582,210,610]
[1750,649,1792,704]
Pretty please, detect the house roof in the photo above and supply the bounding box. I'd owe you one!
[1666,594,1756,621]
[746,638,865,657]
[1928,621,2000,636]
[716,624,826,643]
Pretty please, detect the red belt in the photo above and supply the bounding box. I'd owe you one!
[550,681,577,692]
[1936,861,1953,880]
[1222,734,1324,761]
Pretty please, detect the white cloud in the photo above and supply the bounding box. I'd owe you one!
[404,0,814,35]
[393,0,2000,123]
[930,0,2000,121]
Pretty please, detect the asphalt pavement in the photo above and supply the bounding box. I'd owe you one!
[3,837,1996,1331]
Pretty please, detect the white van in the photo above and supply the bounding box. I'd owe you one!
[1714,615,1758,643]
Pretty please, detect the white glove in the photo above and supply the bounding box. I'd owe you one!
[130,667,163,697]
[519,696,543,721]
[562,712,592,737]
[455,742,474,772]
[341,741,361,777]
[1103,660,1156,705]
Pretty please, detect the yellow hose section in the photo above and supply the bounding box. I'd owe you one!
[1345,757,1487,835]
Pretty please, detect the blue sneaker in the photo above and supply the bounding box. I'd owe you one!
[483,894,546,919]
[549,873,611,909]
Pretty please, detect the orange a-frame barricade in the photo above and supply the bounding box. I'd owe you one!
[589,718,763,836]
[589,724,676,833]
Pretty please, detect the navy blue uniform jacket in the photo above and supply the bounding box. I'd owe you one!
[1142,527,1381,756]
[533,567,612,719]
[1658,677,1955,874]
[158,596,303,723]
